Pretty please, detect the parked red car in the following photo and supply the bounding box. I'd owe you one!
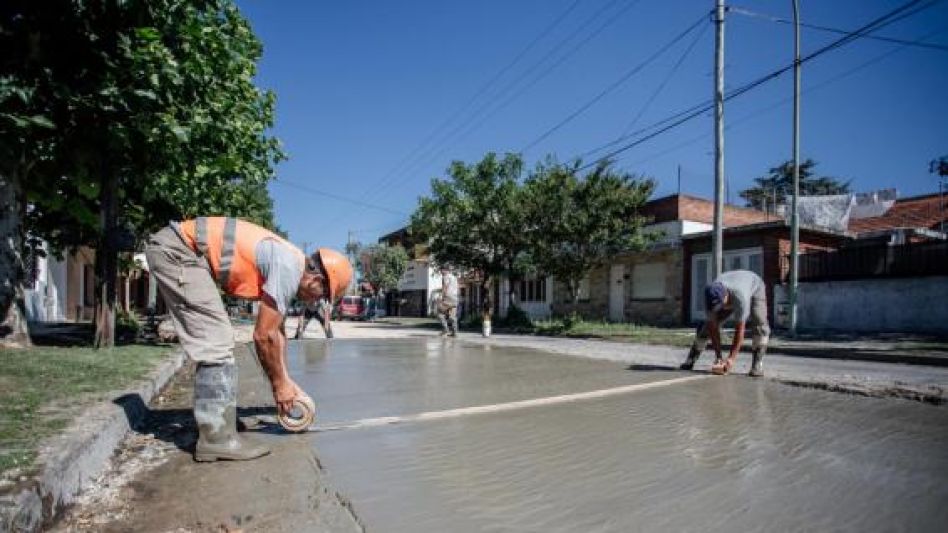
[336,295,365,320]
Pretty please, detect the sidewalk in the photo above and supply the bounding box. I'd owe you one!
[52,340,362,532]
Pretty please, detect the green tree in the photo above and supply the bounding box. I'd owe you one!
[411,153,528,322]
[358,244,408,295]
[930,155,948,177]
[1,1,283,347]
[522,159,655,306]
[739,159,851,210]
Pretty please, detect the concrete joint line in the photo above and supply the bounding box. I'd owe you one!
[310,375,708,433]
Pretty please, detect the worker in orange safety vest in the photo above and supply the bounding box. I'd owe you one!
[145,217,352,462]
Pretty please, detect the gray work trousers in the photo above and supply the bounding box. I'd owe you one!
[692,291,771,352]
[438,303,458,334]
[145,226,235,363]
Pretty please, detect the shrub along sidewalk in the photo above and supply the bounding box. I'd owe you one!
[0,344,171,477]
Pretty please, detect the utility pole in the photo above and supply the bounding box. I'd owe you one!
[677,164,682,196]
[712,0,726,279]
[789,0,802,334]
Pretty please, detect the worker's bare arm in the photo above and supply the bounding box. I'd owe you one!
[254,293,299,415]
[730,320,746,361]
[708,316,723,360]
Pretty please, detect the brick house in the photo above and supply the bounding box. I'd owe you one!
[681,221,848,325]
[681,192,948,328]
[549,194,772,325]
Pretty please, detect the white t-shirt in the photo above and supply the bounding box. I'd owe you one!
[441,272,459,306]
[255,239,304,315]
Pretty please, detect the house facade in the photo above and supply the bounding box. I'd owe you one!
[549,194,772,325]
[681,222,848,325]
[24,244,158,324]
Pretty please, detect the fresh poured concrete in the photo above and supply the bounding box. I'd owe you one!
[298,339,948,533]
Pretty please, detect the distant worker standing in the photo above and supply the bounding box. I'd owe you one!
[680,270,770,377]
[437,265,459,337]
[294,298,334,339]
[145,217,352,461]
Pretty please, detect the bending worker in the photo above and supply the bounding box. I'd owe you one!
[145,217,352,462]
[680,269,769,377]
[437,265,459,337]
[294,298,334,339]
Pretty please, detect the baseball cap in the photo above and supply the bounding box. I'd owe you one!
[704,282,727,312]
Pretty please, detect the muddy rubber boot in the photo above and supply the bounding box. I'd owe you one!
[193,361,270,462]
[749,346,766,377]
[680,347,701,371]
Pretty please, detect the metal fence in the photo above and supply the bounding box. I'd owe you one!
[787,240,948,282]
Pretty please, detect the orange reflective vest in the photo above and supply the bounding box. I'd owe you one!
[178,217,304,299]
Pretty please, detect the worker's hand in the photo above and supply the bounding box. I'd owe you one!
[272,379,306,416]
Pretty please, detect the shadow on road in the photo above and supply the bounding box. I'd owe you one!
[114,393,278,453]
[625,363,680,372]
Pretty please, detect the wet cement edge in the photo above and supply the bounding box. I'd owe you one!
[461,335,948,406]
[774,378,945,405]
[0,347,186,533]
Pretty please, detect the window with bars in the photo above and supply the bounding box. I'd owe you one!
[516,277,547,302]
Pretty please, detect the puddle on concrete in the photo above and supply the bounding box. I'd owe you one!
[298,339,948,532]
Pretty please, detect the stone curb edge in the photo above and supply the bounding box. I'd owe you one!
[0,347,187,533]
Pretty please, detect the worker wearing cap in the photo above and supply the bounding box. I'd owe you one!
[145,217,352,462]
[680,270,770,377]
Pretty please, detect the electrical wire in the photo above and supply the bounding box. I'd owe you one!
[273,179,409,217]
[520,12,707,153]
[363,0,643,206]
[619,19,709,138]
[576,0,938,171]
[728,4,948,52]
[622,24,948,171]
[356,0,585,206]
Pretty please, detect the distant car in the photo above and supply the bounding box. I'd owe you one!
[336,295,365,320]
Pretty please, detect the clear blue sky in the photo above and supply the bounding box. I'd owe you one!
[235,0,948,251]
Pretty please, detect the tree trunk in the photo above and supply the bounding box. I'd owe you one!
[94,172,117,349]
[0,172,32,348]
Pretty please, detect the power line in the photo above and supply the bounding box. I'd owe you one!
[273,179,409,217]
[363,0,643,206]
[728,4,948,52]
[619,19,709,138]
[355,0,584,207]
[520,12,707,153]
[624,24,948,171]
[576,0,938,171]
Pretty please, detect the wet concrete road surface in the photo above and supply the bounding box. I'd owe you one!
[293,339,948,532]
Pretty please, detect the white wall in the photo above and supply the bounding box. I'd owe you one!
[774,277,948,333]
[23,247,68,322]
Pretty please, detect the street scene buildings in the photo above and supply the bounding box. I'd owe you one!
[2,1,947,532]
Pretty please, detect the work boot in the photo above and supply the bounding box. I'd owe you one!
[193,361,270,462]
[680,346,701,371]
[749,346,766,377]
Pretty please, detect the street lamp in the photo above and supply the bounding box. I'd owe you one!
[789,0,801,334]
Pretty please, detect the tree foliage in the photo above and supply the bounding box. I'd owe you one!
[522,159,655,303]
[1,0,284,346]
[739,159,851,210]
[411,153,656,314]
[931,155,948,177]
[358,244,408,295]
[411,153,527,318]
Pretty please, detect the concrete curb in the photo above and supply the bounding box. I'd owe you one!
[0,347,186,533]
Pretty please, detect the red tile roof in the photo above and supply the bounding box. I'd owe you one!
[848,193,948,234]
